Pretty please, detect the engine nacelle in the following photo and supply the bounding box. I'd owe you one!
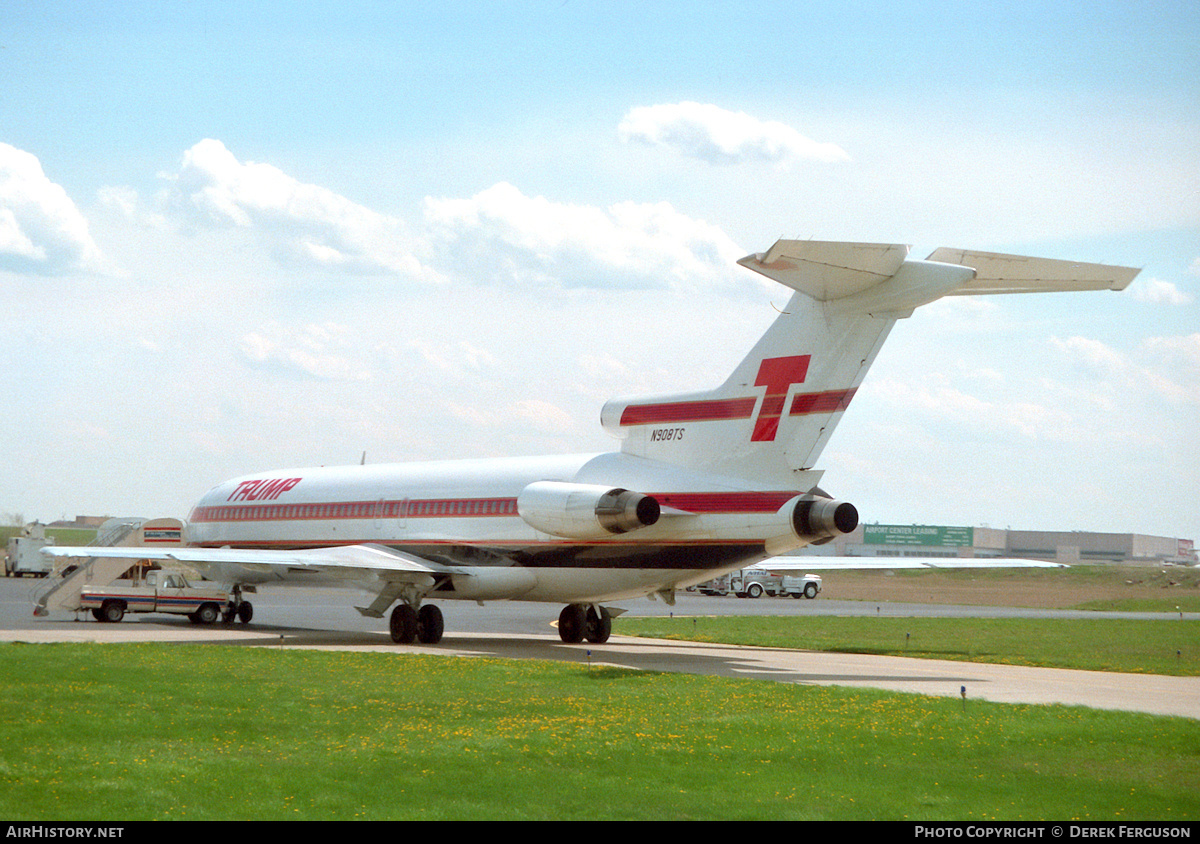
[518,481,661,540]
[792,496,859,543]
[450,566,538,601]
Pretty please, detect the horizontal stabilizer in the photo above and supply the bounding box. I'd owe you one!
[737,241,911,301]
[927,248,1140,295]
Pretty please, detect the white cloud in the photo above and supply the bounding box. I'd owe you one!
[239,322,377,382]
[870,372,1075,440]
[423,181,747,291]
[163,139,442,281]
[440,397,579,437]
[1142,333,1200,378]
[618,102,850,166]
[0,143,105,275]
[1129,276,1194,305]
[406,338,500,376]
[510,399,576,434]
[157,141,753,295]
[1051,334,1200,406]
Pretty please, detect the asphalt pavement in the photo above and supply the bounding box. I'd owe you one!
[3,577,1197,720]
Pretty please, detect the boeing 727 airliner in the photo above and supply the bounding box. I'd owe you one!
[44,240,1138,645]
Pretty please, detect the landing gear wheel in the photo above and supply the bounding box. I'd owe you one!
[585,606,612,644]
[237,602,254,623]
[416,604,444,644]
[389,604,417,644]
[558,604,587,644]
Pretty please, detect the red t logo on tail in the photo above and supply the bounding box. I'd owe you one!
[751,355,811,442]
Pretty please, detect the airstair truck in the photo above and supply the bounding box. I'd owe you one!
[33,517,251,624]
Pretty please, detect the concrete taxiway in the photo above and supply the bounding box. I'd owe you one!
[3,579,1197,720]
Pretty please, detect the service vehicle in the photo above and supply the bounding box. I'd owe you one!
[731,567,782,598]
[699,568,822,598]
[5,524,54,577]
[780,573,822,599]
[80,569,250,624]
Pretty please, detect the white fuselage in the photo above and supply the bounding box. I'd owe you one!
[185,451,813,603]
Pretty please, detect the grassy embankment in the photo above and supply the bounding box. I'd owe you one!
[615,615,1199,675]
[616,565,1200,675]
[1,642,1197,821]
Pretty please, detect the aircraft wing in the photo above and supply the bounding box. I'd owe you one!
[761,556,1066,572]
[42,543,448,581]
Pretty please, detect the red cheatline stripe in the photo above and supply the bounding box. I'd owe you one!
[655,491,799,513]
[789,388,856,416]
[189,489,803,524]
[620,397,756,426]
[620,390,855,427]
[190,497,521,523]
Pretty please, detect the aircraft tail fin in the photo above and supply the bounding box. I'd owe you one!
[602,240,1138,488]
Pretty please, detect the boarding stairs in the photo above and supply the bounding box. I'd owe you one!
[32,518,156,617]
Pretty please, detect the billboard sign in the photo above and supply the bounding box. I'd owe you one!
[864,524,975,547]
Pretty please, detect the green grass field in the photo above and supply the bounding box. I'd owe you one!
[1,642,1197,821]
[1,525,98,547]
[614,616,1200,676]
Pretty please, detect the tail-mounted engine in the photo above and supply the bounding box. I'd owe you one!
[792,495,858,544]
[518,481,661,540]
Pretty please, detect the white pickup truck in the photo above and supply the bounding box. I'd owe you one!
[80,570,250,624]
[780,573,822,599]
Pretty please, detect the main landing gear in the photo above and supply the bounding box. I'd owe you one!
[389,603,444,645]
[384,601,612,647]
[557,604,612,644]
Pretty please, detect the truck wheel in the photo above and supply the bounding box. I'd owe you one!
[101,600,125,623]
[804,583,818,599]
[195,603,220,625]
[746,583,764,599]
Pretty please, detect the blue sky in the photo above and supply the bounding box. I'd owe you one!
[2,1,1197,544]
